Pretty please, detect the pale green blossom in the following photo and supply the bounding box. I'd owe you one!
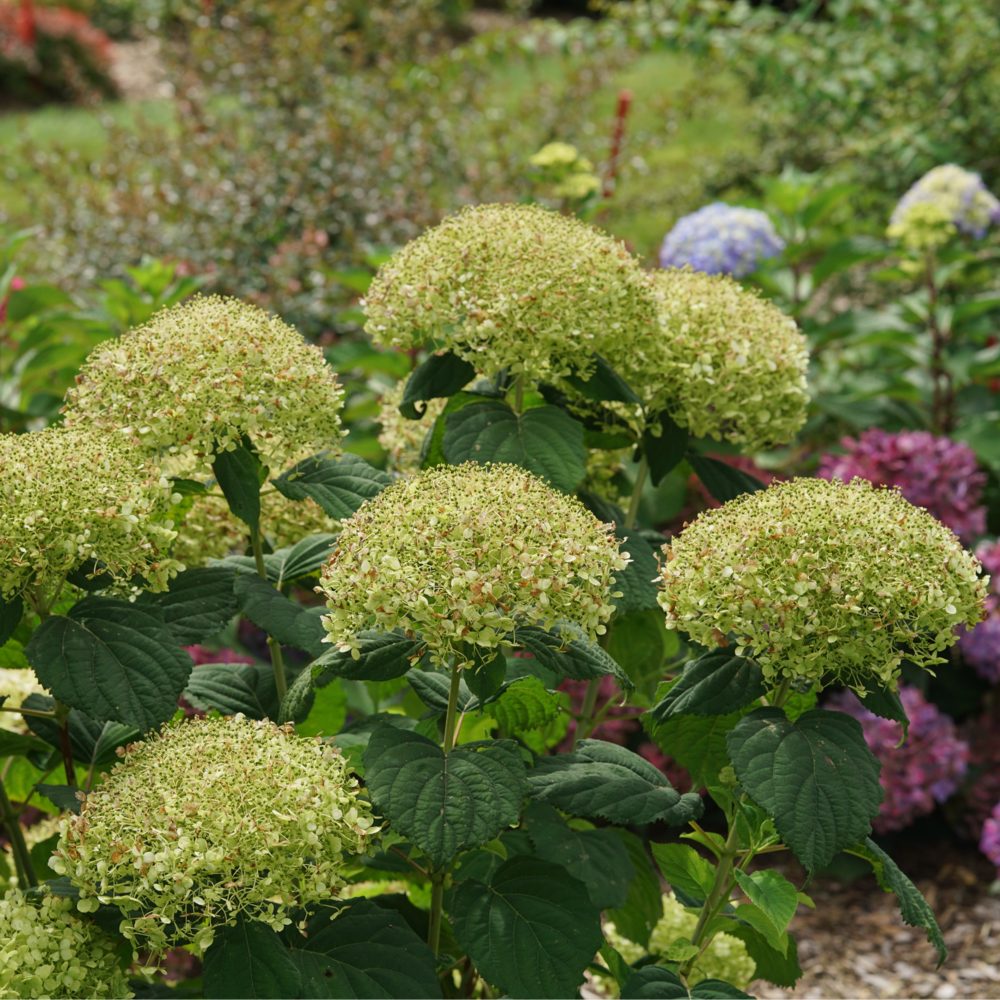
[657,477,987,689]
[0,426,180,602]
[318,463,627,667]
[0,888,132,999]
[0,667,46,734]
[63,296,343,476]
[51,715,377,955]
[363,203,658,385]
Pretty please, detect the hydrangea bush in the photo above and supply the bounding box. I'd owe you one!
[888,164,1000,244]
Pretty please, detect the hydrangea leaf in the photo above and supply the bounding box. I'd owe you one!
[35,783,84,815]
[607,608,680,692]
[212,441,263,530]
[650,843,716,900]
[732,903,787,956]
[185,661,283,721]
[25,597,193,733]
[645,702,744,791]
[732,869,798,934]
[526,739,704,827]
[0,594,23,647]
[234,573,327,656]
[716,919,803,988]
[362,725,530,868]
[464,647,507,703]
[620,966,755,999]
[726,708,884,872]
[442,401,587,494]
[523,803,636,909]
[643,411,690,486]
[21,693,137,767]
[400,350,477,419]
[405,668,476,715]
[449,855,604,1000]
[606,829,665,949]
[271,533,339,585]
[651,648,766,721]
[273,452,393,519]
[514,622,633,689]
[310,629,421,683]
[600,943,635,990]
[485,676,561,735]
[135,566,239,645]
[686,454,765,504]
[613,531,662,614]
[202,915,302,1000]
[845,837,947,966]
[280,899,442,999]
[0,729,53,760]
[854,683,910,739]
[562,351,642,405]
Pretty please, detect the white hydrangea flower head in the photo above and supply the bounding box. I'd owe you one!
[657,478,987,689]
[318,463,627,667]
[602,268,809,452]
[363,203,658,384]
[889,164,1000,242]
[62,296,343,476]
[0,668,46,734]
[0,888,132,999]
[603,892,755,992]
[377,377,452,475]
[50,715,377,955]
[0,426,181,602]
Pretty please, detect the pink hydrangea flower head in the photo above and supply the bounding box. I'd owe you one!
[980,802,1000,872]
[958,595,1000,683]
[817,428,986,543]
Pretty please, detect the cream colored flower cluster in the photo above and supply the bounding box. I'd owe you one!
[62,296,343,476]
[318,463,626,666]
[603,269,809,452]
[0,426,180,602]
[0,888,132,1000]
[51,715,377,955]
[377,377,450,475]
[603,893,756,993]
[657,478,986,689]
[0,668,46,734]
[363,203,658,384]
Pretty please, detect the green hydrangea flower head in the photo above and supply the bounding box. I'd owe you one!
[657,477,987,689]
[363,203,658,383]
[0,887,132,999]
[602,268,809,452]
[50,715,378,955]
[62,296,343,476]
[318,462,627,667]
[0,426,180,602]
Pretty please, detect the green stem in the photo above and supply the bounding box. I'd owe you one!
[513,374,525,416]
[0,772,37,888]
[770,677,792,710]
[572,673,603,752]
[624,454,648,531]
[428,879,445,956]
[0,706,57,719]
[442,657,463,754]
[53,700,76,786]
[251,526,288,704]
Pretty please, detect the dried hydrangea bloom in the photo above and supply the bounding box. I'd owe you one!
[818,428,986,544]
[0,888,132,999]
[0,427,180,602]
[51,715,377,955]
[63,296,343,476]
[658,203,784,277]
[318,463,627,666]
[889,164,1000,242]
[377,377,450,475]
[363,203,658,384]
[657,478,987,689]
[602,269,808,452]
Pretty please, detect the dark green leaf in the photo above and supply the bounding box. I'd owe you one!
[22,694,137,767]
[650,842,716,899]
[643,412,690,486]
[272,534,338,584]
[732,869,798,934]
[464,646,506,703]
[514,622,633,689]
[366,893,431,943]
[202,915,301,999]
[620,966,754,999]
[169,477,210,497]
[650,649,765,722]
[185,661,283,721]
[563,352,641,405]
[25,597,193,732]
[362,726,529,868]
[726,708,884,872]
[613,531,662,614]
[0,729,53,759]
[526,739,704,826]
[0,594,23,647]
[400,351,476,419]
[233,574,326,656]
[687,455,765,504]
[845,838,947,966]
[486,676,561,734]
[281,898,442,998]
[523,803,636,909]
[600,943,634,990]
[732,903,787,956]
[853,684,909,739]
[606,829,664,949]
[36,783,85,814]
[443,402,587,493]
[450,855,604,999]
[645,707,744,791]
[717,921,802,988]
[310,630,421,682]
[273,452,393,519]
[213,444,263,530]
[135,567,239,645]
[278,662,320,726]
[405,668,475,716]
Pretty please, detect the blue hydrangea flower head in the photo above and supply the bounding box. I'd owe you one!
[658,203,784,277]
[890,164,1000,241]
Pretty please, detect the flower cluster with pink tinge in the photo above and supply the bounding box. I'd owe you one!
[957,539,1000,683]
[817,428,986,544]
[981,803,1000,876]
[827,686,969,833]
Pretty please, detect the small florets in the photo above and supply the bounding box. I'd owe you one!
[318,463,627,666]
[62,296,343,476]
[889,164,1000,244]
[656,478,987,689]
[50,714,377,955]
[0,888,132,999]
[0,426,180,601]
[363,203,658,384]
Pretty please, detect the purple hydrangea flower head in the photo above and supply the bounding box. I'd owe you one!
[658,203,784,278]
[817,428,987,544]
[981,802,1000,872]
[958,595,1000,683]
[891,164,1000,240]
[827,686,969,833]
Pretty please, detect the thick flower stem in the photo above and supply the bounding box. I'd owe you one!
[442,658,463,754]
[427,878,445,956]
[53,699,76,786]
[624,453,648,532]
[572,674,603,751]
[513,374,526,416]
[0,773,37,888]
[251,525,288,704]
